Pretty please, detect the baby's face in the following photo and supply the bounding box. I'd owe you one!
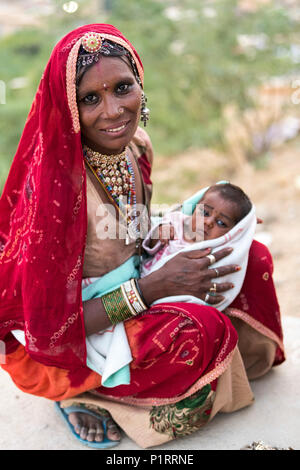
[190,191,239,241]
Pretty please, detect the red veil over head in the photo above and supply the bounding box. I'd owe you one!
[0,25,144,370]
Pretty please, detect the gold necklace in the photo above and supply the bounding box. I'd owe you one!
[83,146,126,166]
[83,145,130,198]
[83,145,139,246]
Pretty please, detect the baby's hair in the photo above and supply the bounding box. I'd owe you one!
[204,183,252,223]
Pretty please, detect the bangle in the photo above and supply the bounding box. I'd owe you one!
[134,279,149,309]
[102,287,136,325]
[122,279,148,314]
[101,279,148,325]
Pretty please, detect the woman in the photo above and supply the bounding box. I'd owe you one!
[0,24,284,449]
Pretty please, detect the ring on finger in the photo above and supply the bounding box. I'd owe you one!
[204,293,210,303]
[206,254,216,265]
[214,268,219,277]
[210,282,217,293]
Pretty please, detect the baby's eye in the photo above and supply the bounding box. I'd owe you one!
[217,219,227,228]
[82,94,98,105]
[198,207,209,216]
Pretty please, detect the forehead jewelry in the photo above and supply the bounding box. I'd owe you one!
[82,32,102,53]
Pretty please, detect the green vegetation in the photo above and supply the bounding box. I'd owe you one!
[0,0,298,191]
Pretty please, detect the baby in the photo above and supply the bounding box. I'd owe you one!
[142,183,252,275]
[141,183,256,309]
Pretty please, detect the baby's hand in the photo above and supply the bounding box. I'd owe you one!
[158,224,176,245]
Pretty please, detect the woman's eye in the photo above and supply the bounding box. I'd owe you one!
[116,83,132,94]
[82,94,98,104]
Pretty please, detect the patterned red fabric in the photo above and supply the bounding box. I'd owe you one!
[0,24,144,371]
[95,302,237,403]
[138,153,152,185]
[227,240,285,365]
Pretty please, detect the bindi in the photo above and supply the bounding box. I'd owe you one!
[102,83,110,91]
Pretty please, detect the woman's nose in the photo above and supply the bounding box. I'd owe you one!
[100,94,121,120]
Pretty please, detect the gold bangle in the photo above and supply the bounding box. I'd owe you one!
[122,280,147,314]
[101,287,135,324]
[130,279,148,311]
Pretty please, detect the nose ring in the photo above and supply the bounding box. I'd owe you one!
[118,108,124,115]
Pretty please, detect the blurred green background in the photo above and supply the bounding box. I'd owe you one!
[0,0,299,200]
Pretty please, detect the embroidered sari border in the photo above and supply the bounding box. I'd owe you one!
[225,307,285,353]
[93,346,236,408]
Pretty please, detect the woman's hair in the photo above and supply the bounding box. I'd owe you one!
[76,39,142,88]
[205,183,252,223]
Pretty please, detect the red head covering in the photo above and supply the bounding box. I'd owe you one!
[0,25,144,370]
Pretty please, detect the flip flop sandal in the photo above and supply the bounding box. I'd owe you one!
[55,402,121,449]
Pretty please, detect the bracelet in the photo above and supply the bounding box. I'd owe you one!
[122,279,148,314]
[101,279,148,325]
[102,287,135,325]
[134,279,149,309]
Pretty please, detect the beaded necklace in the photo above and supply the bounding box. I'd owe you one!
[83,145,140,245]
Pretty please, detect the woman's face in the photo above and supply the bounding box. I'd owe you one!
[77,56,142,155]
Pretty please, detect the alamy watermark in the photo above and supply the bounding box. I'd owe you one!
[94,201,205,243]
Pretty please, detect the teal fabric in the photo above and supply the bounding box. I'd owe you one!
[100,364,131,388]
[82,255,140,301]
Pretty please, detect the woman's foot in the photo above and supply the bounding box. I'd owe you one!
[67,410,121,443]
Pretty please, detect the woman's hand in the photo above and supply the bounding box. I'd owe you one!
[139,247,239,306]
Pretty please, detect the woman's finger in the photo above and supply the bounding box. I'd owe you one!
[206,282,235,293]
[184,248,213,259]
[204,294,224,305]
[206,265,241,279]
[185,247,233,263]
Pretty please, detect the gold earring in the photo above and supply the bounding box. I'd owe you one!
[140,92,150,127]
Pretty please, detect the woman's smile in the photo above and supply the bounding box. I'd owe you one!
[99,120,130,135]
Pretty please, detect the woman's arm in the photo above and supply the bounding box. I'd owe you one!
[83,246,239,336]
[82,298,112,336]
